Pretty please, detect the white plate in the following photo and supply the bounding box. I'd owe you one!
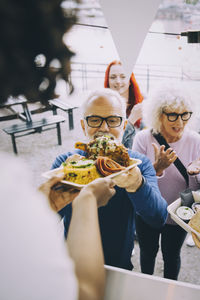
[167,197,200,239]
[42,158,142,189]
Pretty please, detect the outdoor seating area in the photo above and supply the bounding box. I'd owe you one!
[49,98,78,130]
[3,115,66,154]
[1,1,200,299]
[0,97,79,154]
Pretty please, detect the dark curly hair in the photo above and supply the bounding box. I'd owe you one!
[0,0,78,105]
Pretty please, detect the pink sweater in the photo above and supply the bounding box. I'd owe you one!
[132,128,200,224]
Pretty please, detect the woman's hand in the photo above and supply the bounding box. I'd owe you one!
[39,177,116,210]
[79,178,116,208]
[187,158,200,175]
[128,103,143,125]
[39,176,80,212]
[112,166,143,192]
[152,143,177,176]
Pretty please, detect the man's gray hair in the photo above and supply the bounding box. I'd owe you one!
[81,88,127,118]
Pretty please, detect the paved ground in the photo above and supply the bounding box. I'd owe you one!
[0,105,200,287]
[132,240,200,286]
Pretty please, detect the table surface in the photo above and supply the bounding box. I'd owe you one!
[0,98,32,122]
[0,98,27,109]
[104,265,200,300]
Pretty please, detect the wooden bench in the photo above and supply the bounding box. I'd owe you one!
[3,115,66,154]
[49,99,78,130]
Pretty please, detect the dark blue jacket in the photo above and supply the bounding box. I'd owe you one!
[52,149,167,270]
[122,121,136,149]
[122,120,145,149]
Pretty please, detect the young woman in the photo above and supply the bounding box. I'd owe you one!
[104,60,144,148]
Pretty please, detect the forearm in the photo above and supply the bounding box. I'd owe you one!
[128,104,143,126]
[128,179,168,228]
[67,191,105,300]
[128,114,138,126]
[153,161,164,176]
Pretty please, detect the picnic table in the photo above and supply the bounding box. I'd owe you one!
[49,98,78,130]
[1,98,66,154]
[0,98,32,122]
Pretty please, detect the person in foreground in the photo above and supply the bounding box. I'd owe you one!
[132,82,200,280]
[0,153,115,300]
[0,1,115,299]
[52,88,168,271]
[104,60,144,149]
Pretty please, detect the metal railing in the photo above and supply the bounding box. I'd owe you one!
[70,61,200,94]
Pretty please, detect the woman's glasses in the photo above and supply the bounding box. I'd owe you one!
[85,115,123,128]
[162,111,193,122]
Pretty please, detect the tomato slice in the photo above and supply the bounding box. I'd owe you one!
[96,156,125,176]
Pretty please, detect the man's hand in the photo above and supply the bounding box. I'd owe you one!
[112,166,143,192]
[79,178,116,208]
[187,158,200,175]
[152,143,177,176]
[39,177,80,212]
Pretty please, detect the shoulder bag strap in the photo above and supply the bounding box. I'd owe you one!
[152,131,189,187]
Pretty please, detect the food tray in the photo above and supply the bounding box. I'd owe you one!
[42,158,142,189]
[167,197,200,239]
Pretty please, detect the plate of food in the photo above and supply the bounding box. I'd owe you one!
[167,194,200,241]
[188,210,200,249]
[42,135,142,189]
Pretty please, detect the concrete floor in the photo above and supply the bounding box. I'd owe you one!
[132,239,200,286]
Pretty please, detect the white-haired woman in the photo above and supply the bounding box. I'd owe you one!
[132,82,200,280]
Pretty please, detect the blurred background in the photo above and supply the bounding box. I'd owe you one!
[0,0,200,286]
[57,0,200,98]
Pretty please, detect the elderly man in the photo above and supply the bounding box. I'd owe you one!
[52,88,168,270]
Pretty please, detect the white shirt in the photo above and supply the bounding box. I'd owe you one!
[0,153,78,300]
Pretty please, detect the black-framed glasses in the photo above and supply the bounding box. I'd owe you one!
[85,115,123,128]
[162,111,193,122]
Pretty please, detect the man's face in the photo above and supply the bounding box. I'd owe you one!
[81,95,127,141]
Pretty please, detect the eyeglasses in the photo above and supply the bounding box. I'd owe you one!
[85,115,123,128]
[162,111,193,122]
